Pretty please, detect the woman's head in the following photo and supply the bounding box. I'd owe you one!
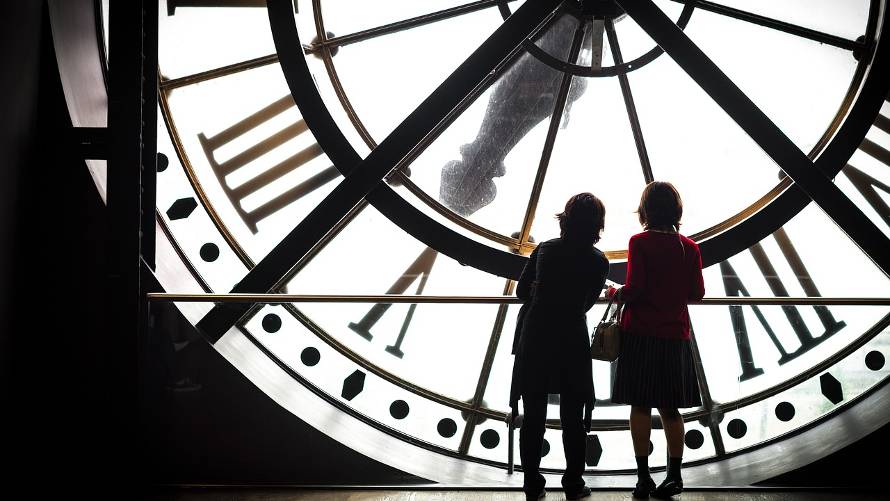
[556,192,606,244]
[637,181,683,229]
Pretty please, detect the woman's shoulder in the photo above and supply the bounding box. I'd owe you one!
[536,238,562,251]
[678,233,700,250]
[628,231,650,243]
[589,246,609,268]
[627,231,654,250]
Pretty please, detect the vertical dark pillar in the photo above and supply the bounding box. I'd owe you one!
[106,0,157,487]
[142,2,158,271]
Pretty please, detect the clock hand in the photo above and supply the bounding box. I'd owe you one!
[196,0,565,342]
[617,0,890,277]
[604,18,653,185]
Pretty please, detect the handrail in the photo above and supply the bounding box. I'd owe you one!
[147,293,890,306]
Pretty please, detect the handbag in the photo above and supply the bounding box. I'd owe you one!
[591,293,622,361]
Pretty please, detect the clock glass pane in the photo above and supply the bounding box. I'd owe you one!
[147,0,889,478]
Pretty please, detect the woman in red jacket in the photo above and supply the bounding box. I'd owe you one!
[610,181,705,499]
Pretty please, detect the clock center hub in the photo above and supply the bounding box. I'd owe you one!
[578,0,625,19]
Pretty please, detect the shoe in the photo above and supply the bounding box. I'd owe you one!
[525,488,545,500]
[651,478,683,498]
[565,486,591,500]
[633,477,656,498]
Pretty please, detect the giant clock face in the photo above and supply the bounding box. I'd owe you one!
[98,0,890,484]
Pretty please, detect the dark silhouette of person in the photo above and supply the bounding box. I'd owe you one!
[609,181,705,498]
[510,193,609,501]
[439,13,587,216]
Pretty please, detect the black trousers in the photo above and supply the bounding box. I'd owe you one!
[520,392,586,496]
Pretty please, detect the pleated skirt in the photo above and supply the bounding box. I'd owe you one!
[611,332,702,409]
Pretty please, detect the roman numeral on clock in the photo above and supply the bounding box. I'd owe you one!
[721,228,846,381]
[842,135,890,229]
[198,96,339,233]
[348,247,438,358]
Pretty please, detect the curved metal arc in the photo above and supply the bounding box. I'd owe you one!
[311,1,376,149]
[497,1,696,77]
[159,90,256,269]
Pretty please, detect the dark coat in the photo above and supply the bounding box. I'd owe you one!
[509,238,609,431]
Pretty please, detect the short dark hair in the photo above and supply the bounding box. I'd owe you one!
[637,181,683,229]
[556,192,606,244]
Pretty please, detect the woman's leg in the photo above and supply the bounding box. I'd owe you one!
[520,392,547,498]
[559,393,587,496]
[655,407,685,496]
[629,405,655,497]
[657,407,685,460]
[629,406,652,457]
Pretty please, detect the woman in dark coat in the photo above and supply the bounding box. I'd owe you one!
[510,193,610,501]
[610,181,705,499]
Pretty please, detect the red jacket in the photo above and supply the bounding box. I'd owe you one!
[619,231,705,340]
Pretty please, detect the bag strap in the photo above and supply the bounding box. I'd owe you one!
[599,293,616,323]
[608,297,623,322]
[600,290,623,323]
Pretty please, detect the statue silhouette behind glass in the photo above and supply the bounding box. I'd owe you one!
[439,14,588,216]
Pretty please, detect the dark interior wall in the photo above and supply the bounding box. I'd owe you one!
[0,1,43,409]
[2,2,114,489]
[0,1,887,490]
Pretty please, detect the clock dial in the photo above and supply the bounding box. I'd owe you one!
[144,0,890,483]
